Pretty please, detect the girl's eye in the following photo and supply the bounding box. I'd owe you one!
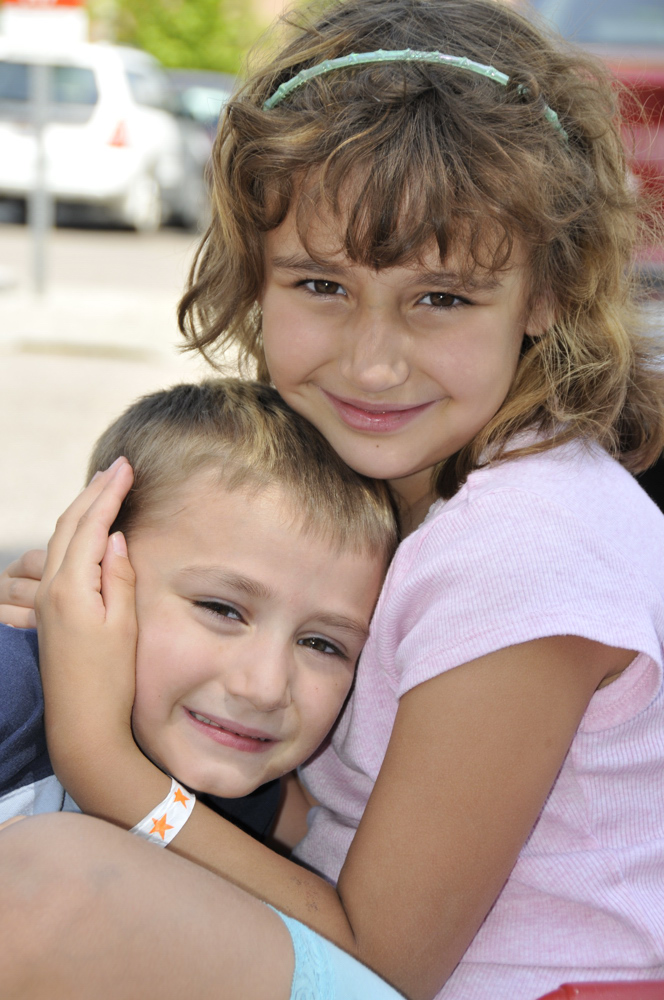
[194,601,245,623]
[301,279,346,297]
[420,292,466,309]
[298,635,346,658]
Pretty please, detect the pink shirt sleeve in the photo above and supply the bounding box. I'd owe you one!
[378,489,664,701]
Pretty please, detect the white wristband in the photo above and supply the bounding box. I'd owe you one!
[129,778,196,847]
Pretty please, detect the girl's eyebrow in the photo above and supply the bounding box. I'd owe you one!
[414,269,502,292]
[270,254,501,291]
[270,253,348,277]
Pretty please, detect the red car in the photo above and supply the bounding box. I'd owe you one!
[528,0,664,286]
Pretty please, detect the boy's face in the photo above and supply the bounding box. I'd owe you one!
[128,473,385,799]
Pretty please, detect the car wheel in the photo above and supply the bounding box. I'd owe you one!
[122,172,163,232]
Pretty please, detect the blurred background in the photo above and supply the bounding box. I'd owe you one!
[0,0,288,568]
[0,0,662,569]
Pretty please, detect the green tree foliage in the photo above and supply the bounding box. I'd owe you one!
[92,0,262,73]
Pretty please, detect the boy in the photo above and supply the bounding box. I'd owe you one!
[0,379,397,843]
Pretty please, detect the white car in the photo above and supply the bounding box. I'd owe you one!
[0,40,196,231]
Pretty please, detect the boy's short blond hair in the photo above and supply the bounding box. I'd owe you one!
[88,379,398,565]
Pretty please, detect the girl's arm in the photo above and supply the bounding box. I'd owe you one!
[269,771,318,852]
[37,468,634,1000]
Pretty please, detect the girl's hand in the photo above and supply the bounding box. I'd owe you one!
[35,458,139,792]
[0,549,46,629]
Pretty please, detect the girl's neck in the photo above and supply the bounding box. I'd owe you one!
[389,474,438,537]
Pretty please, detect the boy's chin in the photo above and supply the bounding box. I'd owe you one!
[134,739,277,799]
[191,774,272,800]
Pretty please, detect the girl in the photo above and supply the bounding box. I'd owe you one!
[1,1,663,998]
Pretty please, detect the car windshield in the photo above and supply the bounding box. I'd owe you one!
[177,86,229,129]
[0,61,98,123]
[531,0,664,46]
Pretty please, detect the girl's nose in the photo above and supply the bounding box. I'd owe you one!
[223,644,292,713]
[340,309,410,392]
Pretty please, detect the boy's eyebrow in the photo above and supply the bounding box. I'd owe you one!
[310,612,371,643]
[180,566,271,600]
[270,253,501,291]
[179,566,371,640]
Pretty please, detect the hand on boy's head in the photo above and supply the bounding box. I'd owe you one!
[35,458,139,781]
[37,457,134,617]
[0,460,130,630]
[0,549,46,629]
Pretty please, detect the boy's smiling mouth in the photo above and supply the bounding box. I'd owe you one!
[185,708,278,751]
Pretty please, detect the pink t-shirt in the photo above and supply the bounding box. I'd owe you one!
[295,439,664,999]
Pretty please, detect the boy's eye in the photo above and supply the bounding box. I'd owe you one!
[194,600,245,623]
[420,292,466,308]
[302,279,346,297]
[298,635,346,658]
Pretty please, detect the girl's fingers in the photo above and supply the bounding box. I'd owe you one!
[101,533,137,631]
[0,549,46,625]
[2,548,46,585]
[41,464,116,583]
[42,459,133,590]
[0,602,37,630]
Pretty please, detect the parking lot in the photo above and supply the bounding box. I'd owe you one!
[0,222,237,567]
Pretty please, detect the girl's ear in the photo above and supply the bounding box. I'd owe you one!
[525,292,556,339]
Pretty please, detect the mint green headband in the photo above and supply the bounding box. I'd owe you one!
[263,48,567,140]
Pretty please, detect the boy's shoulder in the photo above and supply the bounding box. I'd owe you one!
[0,623,41,705]
[0,623,53,800]
[0,621,39,664]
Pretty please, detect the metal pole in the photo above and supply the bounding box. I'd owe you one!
[28,61,53,297]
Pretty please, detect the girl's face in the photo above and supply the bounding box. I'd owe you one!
[261,206,545,513]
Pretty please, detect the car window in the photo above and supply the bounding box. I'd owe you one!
[177,85,229,129]
[126,69,169,110]
[0,60,29,103]
[0,61,98,123]
[531,0,664,46]
[51,65,98,105]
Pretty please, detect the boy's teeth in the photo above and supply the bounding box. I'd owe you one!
[192,711,221,728]
[191,712,269,741]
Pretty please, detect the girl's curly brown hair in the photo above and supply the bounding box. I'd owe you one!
[179,0,664,499]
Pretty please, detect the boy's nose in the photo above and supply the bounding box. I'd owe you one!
[223,644,292,713]
[340,309,410,392]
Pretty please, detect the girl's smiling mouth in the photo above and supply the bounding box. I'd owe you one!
[320,389,438,433]
[185,709,278,752]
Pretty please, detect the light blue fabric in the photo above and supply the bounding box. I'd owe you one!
[272,907,405,1000]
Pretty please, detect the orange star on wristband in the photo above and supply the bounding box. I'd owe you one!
[130,778,196,847]
[173,787,190,807]
[150,813,174,841]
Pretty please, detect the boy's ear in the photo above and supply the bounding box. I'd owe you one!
[525,292,556,339]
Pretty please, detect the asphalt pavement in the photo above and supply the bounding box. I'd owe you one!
[1,221,237,568]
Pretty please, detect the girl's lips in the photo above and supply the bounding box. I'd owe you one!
[185,709,277,754]
[321,390,436,433]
